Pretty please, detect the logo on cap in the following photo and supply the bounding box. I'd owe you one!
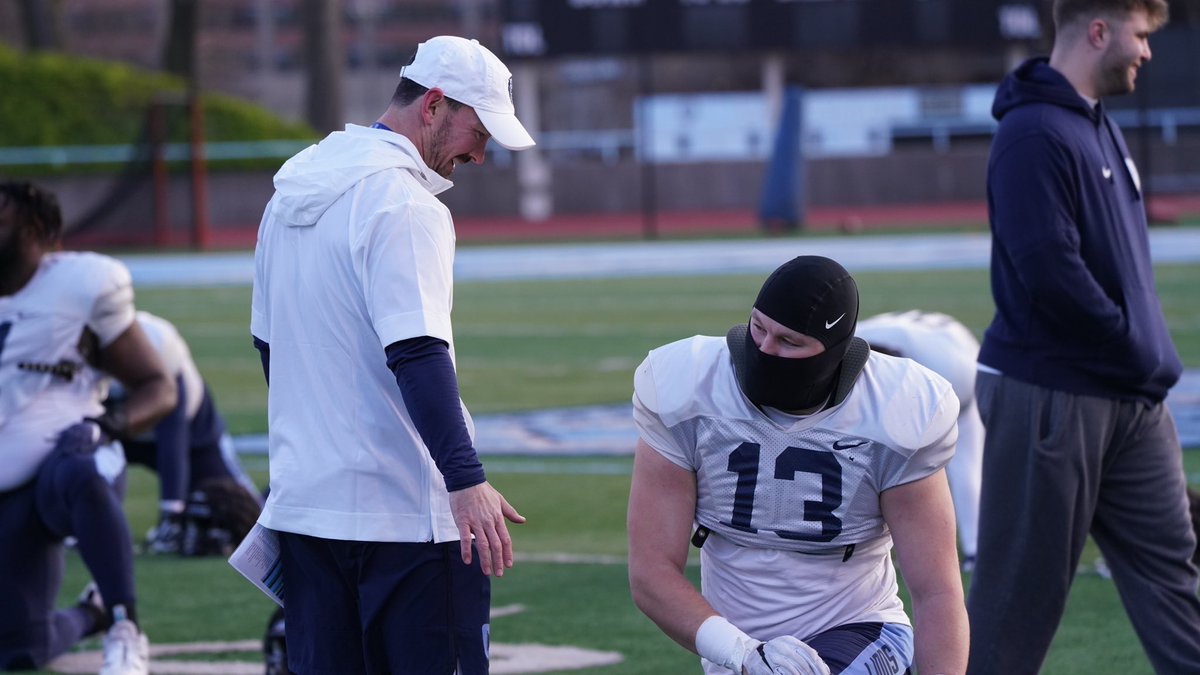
[507,76,514,104]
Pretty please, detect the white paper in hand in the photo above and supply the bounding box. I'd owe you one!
[227,523,285,607]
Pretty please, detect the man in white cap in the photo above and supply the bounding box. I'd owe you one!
[250,36,531,673]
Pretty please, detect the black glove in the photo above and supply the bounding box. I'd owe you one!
[86,401,130,442]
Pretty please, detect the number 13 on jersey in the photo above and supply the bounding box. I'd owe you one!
[723,442,843,542]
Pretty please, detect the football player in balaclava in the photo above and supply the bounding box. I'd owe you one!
[628,255,969,675]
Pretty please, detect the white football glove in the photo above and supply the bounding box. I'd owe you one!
[741,635,831,675]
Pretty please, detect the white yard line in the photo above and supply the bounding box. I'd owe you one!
[46,605,623,675]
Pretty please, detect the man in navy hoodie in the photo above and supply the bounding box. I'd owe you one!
[967,1,1200,673]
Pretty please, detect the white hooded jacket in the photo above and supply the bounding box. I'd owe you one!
[251,124,470,543]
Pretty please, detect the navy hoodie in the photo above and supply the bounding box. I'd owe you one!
[978,57,1180,404]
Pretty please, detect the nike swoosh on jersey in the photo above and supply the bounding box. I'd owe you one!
[825,313,846,329]
[832,439,869,450]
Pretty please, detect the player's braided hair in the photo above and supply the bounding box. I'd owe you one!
[0,180,63,246]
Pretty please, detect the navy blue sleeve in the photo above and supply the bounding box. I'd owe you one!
[386,336,486,492]
[252,336,270,385]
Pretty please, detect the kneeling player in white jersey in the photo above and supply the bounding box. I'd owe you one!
[113,311,263,556]
[855,310,983,571]
[0,181,176,674]
[628,256,968,675]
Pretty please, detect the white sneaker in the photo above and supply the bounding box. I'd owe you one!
[100,619,149,675]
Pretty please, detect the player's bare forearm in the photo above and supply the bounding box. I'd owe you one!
[882,470,967,674]
[627,439,714,652]
[911,589,969,675]
[628,552,715,652]
[98,322,177,434]
[124,374,177,434]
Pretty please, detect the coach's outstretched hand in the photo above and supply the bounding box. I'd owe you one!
[449,481,525,576]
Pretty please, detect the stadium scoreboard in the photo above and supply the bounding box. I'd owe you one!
[500,0,1041,59]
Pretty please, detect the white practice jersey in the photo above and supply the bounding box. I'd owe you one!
[135,311,204,421]
[856,310,985,559]
[633,335,958,646]
[0,252,136,491]
[855,311,979,408]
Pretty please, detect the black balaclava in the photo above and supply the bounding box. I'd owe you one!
[739,255,859,411]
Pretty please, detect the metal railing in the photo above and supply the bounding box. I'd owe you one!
[0,110,1194,168]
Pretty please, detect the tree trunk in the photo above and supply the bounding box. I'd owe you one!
[16,0,64,52]
[162,0,201,85]
[302,0,344,134]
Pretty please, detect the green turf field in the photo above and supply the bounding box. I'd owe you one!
[52,453,1200,675]
[40,260,1200,674]
[131,262,1200,435]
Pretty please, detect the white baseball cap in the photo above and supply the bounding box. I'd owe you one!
[400,36,535,151]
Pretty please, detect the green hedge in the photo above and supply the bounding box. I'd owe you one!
[0,44,316,172]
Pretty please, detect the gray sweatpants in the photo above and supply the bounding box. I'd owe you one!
[966,372,1200,675]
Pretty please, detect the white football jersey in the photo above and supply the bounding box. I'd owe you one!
[856,310,984,559]
[855,311,979,408]
[633,335,958,649]
[135,311,204,421]
[0,252,136,491]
